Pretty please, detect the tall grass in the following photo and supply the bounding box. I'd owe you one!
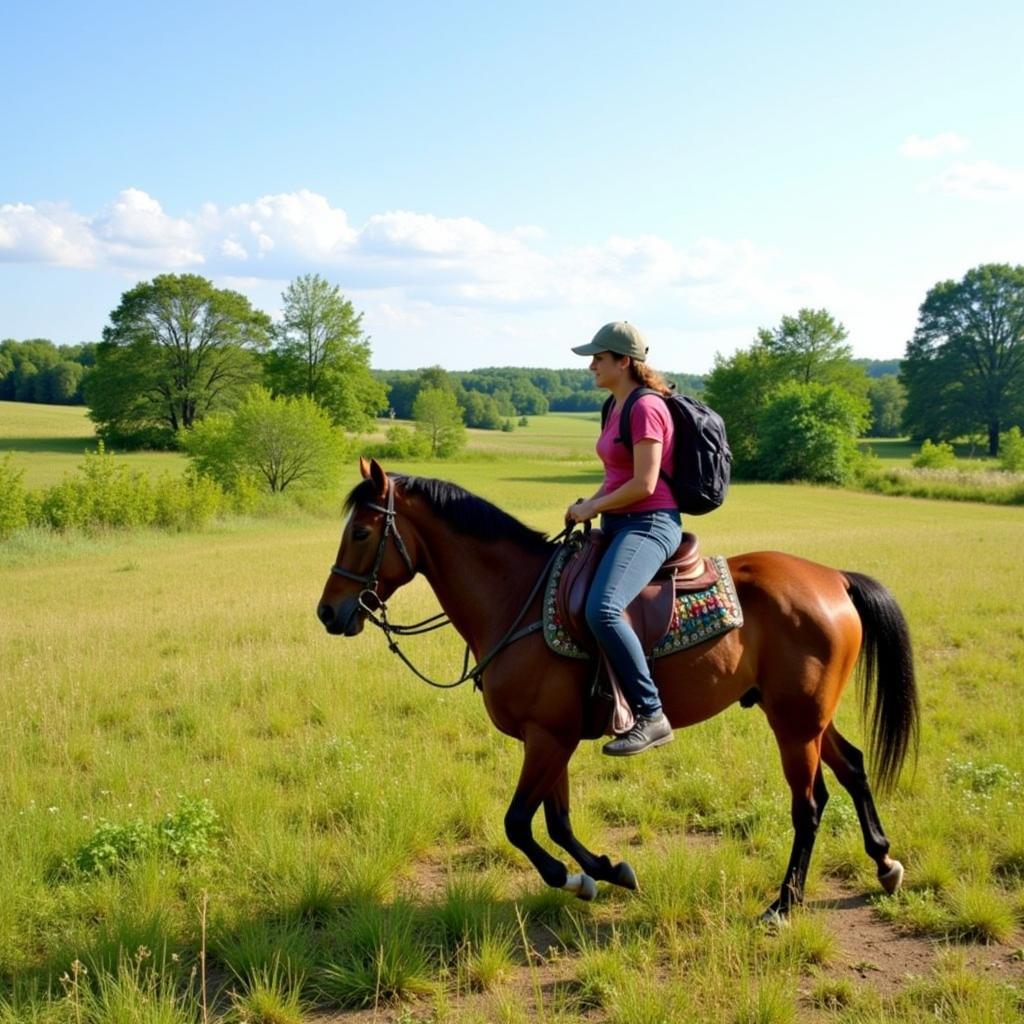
[3,427,1024,1020]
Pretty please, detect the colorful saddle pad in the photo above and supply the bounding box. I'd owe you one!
[543,545,743,661]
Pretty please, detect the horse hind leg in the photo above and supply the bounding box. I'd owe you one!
[821,722,903,894]
[764,737,828,925]
[543,769,638,893]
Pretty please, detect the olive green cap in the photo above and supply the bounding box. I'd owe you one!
[571,321,648,361]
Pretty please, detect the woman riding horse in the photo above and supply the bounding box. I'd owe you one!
[565,321,680,756]
[318,458,916,922]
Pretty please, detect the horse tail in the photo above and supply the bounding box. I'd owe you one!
[843,571,919,794]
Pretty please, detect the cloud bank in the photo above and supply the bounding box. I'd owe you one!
[0,188,787,318]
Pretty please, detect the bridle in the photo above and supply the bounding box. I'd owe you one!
[328,478,569,689]
[330,477,415,597]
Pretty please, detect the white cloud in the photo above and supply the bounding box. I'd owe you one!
[0,201,96,266]
[933,160,1024,200]
[0,186,846,370]
[899,132,969,159]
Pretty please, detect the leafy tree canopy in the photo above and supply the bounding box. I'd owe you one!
[265,274,387,430]
[902,263,1024,455]
[412,386,467,458]
[705,308,870,480]
[0,338,95,404]
[86,274,270,447]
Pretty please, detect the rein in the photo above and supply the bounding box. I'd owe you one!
[330,482,574,689]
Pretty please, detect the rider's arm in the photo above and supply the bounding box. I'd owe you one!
[567,440,661,521]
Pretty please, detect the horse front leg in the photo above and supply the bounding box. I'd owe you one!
[763,737,828,926]
[543,769,638,891]
[504,725,596,901]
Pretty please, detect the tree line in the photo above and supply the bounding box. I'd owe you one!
[4,262,1023,484]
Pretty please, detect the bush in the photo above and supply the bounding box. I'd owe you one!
[0,455,28,538]
[912,439,956,468]
[183,387,349,492]
[152,470,225,530]
[755,381,866,483]
[34,443,156,531]
[999,425,1024,471]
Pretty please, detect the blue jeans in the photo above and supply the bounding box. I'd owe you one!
[584,510,682,718]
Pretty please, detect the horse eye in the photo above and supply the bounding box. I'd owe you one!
[353,525,371,541]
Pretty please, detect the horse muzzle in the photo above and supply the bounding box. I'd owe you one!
[317,596,364,637]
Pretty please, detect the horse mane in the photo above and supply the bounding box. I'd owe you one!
[344,475,553,553]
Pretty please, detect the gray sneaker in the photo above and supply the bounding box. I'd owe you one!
[602,712,674,757]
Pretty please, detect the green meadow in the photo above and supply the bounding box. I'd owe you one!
[2,402,1024,1022]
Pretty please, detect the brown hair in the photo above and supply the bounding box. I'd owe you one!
[612,353,673,395]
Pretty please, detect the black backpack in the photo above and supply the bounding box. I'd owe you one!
[601,387,732,515]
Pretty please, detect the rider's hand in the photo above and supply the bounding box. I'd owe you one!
[565,499,598,525]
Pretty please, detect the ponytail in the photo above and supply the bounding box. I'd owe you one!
[612,353,673,395]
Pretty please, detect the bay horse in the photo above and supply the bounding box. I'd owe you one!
[317,459,918,922]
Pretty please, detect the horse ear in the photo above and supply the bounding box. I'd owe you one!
[359,456,372,479]
[368,458,388,498]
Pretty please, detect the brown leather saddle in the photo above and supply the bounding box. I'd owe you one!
[556,529,719,657]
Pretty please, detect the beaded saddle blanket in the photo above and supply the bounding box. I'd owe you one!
[542,545,743,662]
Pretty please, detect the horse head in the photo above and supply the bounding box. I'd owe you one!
[316,457,418,636]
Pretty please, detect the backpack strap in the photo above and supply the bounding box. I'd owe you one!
[613,387,659,451]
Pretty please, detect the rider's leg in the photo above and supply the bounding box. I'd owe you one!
[585,511,681,753]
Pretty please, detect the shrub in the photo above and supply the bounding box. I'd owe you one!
[183,386,349,492]
[755,381,866,483]
[151,470,225,530]
[0,455,28,538]
[999,425,1024,471]
[34,443,158,531]
[912,439,956,468]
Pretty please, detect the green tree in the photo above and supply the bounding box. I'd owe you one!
[413,387,466,458]
[183,386,348,493]
[459,389,504,429]
[755,382,867,483]
[757,308,866,394]
[902,264,1024,456]
[705,309,870,481]
[703,343,785,476]
[866,375,907,437]
[87,274,271,447]
[267,274,386,430]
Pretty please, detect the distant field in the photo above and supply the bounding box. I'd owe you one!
[0,402,187,486]
[0,403,602,489]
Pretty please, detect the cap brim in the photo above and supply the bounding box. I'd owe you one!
[571,341,603,356]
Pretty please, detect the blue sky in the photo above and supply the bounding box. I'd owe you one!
[2,0,1022,372]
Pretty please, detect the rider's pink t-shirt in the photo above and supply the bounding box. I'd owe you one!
[596,393,677,513]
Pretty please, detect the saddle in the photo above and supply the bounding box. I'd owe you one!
[555,529,720,739]
[556,529,719,657]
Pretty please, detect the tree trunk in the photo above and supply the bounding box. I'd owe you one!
[989,421,1000,457]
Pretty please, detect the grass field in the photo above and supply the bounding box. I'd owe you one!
[2,403,1024,1022]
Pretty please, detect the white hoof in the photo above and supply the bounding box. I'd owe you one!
[759,907,789,931]
[562,872,597,900]
[879,860,904,895]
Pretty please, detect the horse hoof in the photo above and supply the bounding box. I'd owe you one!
[612,861,638,891]
[879,860,904,895]
[759,907,789,931]
[576,874,597,901]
